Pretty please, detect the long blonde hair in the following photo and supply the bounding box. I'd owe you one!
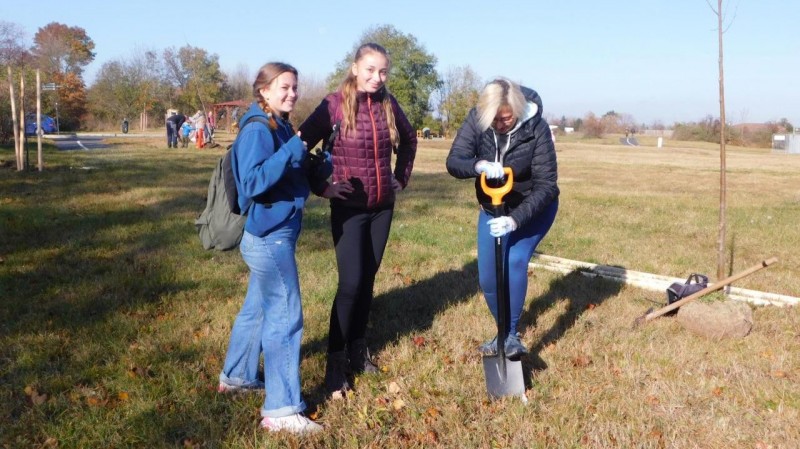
[252,62,298,130]
[339,43,399,148]
[476,78,527,132]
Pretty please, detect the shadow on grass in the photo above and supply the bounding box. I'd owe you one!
[518,270,623,385]
[300,260,480,400]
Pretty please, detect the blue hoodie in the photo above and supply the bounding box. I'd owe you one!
[231,102,310,236]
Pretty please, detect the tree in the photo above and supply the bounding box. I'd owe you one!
[291,73,327,129]
[437,65,482,138]
[31,23,95,76]
[222,63,253,103]
[87,49,166,126]
[707,0,734,281]
[1,21,30,144]
[0,21,28,68]
[582,112,604,138]
[163,45,225,113]
[327,25,440,129]
[30,23,95,130]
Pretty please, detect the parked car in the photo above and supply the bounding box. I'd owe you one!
[24,114,57,135]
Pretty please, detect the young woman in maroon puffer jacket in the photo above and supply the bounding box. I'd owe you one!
[299,43,417,395]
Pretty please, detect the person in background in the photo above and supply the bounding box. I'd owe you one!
[445,77,559,359]
[166,112,186,148]
[218,62,330,435]
[299,43,417,396]
[191,110,207,148]
[180,119,194,148]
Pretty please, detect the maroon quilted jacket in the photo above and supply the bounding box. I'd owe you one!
[298,88,417,210]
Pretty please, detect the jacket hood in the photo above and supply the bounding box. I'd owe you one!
[516,86,543,129]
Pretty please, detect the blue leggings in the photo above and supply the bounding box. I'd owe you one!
[477,200,558,338]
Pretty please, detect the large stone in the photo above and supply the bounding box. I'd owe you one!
[676,300,753,339]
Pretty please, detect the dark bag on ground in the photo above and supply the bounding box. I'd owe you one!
[666,273,709,306]
[195,116,270,251]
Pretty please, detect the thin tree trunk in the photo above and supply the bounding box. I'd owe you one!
[716,0,728,281]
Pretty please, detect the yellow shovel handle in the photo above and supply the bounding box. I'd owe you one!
[480,168,514,206]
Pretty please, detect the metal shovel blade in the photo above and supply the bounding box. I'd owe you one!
[483,355,526,402]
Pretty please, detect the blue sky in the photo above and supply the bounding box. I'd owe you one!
[3,0,798,126]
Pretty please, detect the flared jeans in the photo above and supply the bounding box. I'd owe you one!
[219,213,306,417]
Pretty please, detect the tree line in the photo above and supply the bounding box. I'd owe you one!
[2,20,792,146]
[1,22,487,139]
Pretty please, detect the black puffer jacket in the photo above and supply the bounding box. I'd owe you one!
[445,86,559,228]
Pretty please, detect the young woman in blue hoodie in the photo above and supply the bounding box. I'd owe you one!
[446,78,559,359]
[218,62,329,435]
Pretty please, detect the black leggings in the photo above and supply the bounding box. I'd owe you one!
[327,202,394,353]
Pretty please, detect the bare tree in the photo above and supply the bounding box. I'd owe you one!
[223,63,252,103]
[707,0,737,281]
[291,73,327,129]
[437,65,482,138]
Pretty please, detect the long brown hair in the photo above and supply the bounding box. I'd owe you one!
[252,62,298,130]
[339,43,399,148]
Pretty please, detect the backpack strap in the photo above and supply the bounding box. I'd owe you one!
[225,115,280,215]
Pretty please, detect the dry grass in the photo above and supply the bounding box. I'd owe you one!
[0,137,798,448]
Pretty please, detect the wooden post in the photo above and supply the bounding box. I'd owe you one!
[37,70,43,171]
[20,74,26,170]
[8,67,21,171]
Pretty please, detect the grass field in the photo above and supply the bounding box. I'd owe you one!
[1,134,798,448]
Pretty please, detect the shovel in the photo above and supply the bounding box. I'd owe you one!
[480,169,526,402]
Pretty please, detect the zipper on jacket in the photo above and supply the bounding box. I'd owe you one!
[368,95,382,204]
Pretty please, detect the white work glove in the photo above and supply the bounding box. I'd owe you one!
[487,216,517,238]
[475,160,504,179]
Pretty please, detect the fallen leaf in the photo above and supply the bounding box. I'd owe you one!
[118,392,129,401]
[31,392,48,405]
[442,355,453,365]
[412,336,426,348]
[403,275,413,285]
[646,395,660,406]
[42,437,58,448]
[586,303,596,310]
[712,387,723,397]
[86,396,105,407]
[771,370,787,378]
[380,365,389,373]
[571,354,592,367]
[388,381,401,395]
[426,430,439,443]
[755,442,769,449]
[392,398,405,410]
[307,410,320,420]
[426,407,441,418]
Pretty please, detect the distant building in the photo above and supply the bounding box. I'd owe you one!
[772,133,800,154]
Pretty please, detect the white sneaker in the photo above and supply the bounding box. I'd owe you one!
[260,413,323,435]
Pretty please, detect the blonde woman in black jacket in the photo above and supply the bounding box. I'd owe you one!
[446,78,559,358]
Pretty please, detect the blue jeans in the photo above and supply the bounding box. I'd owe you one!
[219,213,306,417]
[477,200,558,338]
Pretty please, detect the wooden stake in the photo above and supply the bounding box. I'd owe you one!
[37,69,43,171]
[8,66,21,171]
